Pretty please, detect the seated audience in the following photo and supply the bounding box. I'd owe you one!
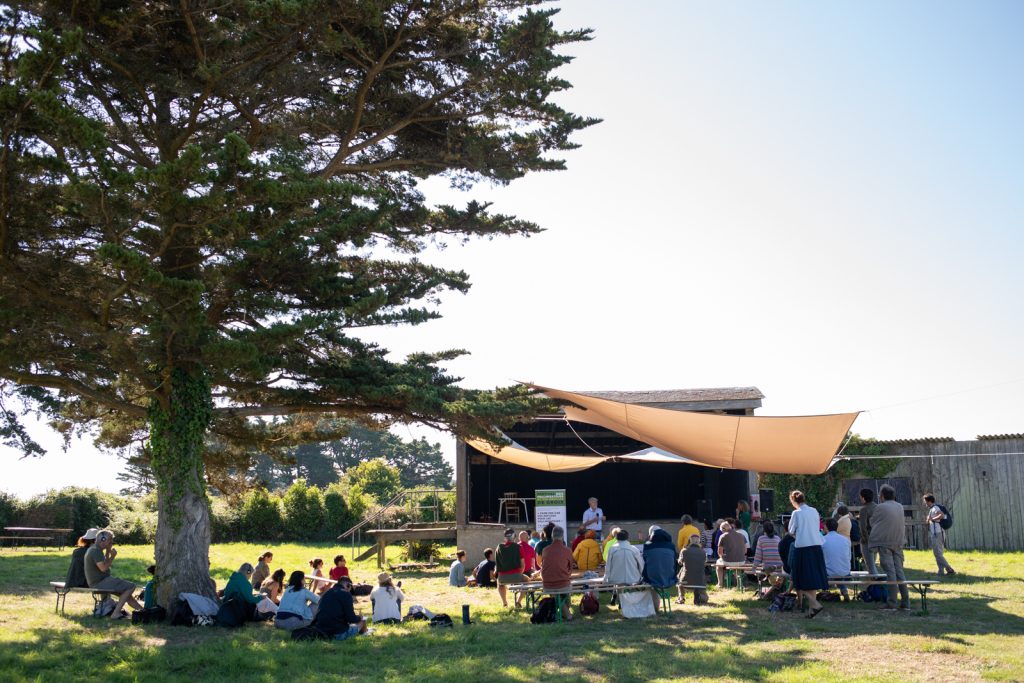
[642,525,678,613]
[573,529,603,571]
[835,505,853,541]
[676,515,701,552]
[752,520,783,572]
[540,525,574,621]
[518,530,538,575]
[309,557,328,595]
[534,523,555,567]
[260,568,287,605]
[224,562,262,606]
[85,529,142,619]
[473,549,497,588]
[528,530,541,548]
[275,570,320,631]
[140,564,157,609]
[370,571,405,624]
[677,534,708,605]
[65,528,98,590]
[310,577,367,641]
[605,530,644,585]
[822,517,852,600]
[715,521,747,588]
[727,517,752,556]
[495,528,526,608]
[570,527,587,552]
[449,549,468,587]
[251,550,273,590]
[700,520,715,560]
[603,527,622,561]
[329,555,350,582]
[710,519,726,560]
[778,531,795,575]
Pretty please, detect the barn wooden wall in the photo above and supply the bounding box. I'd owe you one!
[887,438,1024,551]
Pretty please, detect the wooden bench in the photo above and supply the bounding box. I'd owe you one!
[510,581,670,620]
[1,535,54,549]
[828,579,940,613]
[49,581,125,616]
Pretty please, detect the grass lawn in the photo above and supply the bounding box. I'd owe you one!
[2,543,1023,682]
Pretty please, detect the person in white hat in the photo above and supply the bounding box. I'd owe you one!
[370,571,404,625]
[63,528,101,589]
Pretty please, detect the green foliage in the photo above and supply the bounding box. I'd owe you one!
[7,487,153,543]
[238,489,283,541]
[403,539,441,563]
[280,479,326,541]
[345,459,403,504]
[760,435,899,511]
[323,482,355,536]
[0,491,21,529]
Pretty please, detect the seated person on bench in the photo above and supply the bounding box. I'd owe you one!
[822,518,852,601]
[715,522,747,588]
[677,534,708,605]
[85,530,142,620]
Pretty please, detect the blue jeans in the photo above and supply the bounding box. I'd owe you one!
[333,624,361,641]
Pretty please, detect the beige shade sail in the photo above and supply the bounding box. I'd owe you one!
[466,437,607,473]
[530,384,859,475]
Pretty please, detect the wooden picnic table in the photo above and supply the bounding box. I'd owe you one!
[2,527,72,551]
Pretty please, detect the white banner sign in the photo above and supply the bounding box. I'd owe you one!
[535,488,567,537]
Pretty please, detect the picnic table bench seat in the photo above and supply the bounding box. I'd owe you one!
[509,580,671,619]
[828,579,940,613]
[49,581,125,616]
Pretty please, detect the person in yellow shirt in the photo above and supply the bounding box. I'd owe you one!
[573,530,603,571]
[603,527,621,561]
[677,515,701,551]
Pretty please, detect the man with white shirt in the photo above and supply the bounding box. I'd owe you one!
[582,497,606,541]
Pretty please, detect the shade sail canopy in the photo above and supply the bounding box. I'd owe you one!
[529,384,860,475]
[466,437,704,473]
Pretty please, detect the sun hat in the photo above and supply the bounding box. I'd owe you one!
[377,572,391,584]
[82,528,99,540]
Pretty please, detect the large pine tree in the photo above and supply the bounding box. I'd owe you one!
[0,1,593,604]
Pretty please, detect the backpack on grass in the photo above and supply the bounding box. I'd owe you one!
[530,597,557,624]
[168,598,195,626]
[291,625,330,641]
[131,606,167,625]
[579,591,599,616]
[428,614,454,628]
[937,504,953,530]
[215,597,255,628]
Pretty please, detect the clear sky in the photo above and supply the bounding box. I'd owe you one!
[4,0,1023,497]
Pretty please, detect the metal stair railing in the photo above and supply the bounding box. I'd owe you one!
[337,488,455,558]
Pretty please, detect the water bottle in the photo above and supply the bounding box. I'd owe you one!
[462,604,471,625]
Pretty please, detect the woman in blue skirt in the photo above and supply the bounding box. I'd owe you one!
[787,490,827,618]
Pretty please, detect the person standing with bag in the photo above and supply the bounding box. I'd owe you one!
[924,494,956,576]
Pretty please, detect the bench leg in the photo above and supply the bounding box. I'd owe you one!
[919,585,929,614]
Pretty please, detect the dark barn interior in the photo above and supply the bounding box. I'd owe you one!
[464,417,752,524]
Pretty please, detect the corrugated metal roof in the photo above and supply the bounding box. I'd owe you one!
[577,387,764,404]
[877,436,955,445]
[977,433,1024,441]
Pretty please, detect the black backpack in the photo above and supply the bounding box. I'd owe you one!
[937,504,953,530]
[168,598,195,626]
[530,597,557,624]
[428,613,454,628]
[215,597,255,628]
[131,606,167,625]
[351,583,373,597]
[849,518,861,543]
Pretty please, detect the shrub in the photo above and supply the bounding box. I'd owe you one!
[324,482,355,538]
[0,491,20,529]
[403,539,441,562]
[209,496,242,543]
[345,459,402,503]
[238,488,283,541]
[281,479,326,540]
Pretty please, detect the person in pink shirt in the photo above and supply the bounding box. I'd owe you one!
[518,530,537,576]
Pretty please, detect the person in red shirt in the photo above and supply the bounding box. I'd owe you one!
[329,554,350,582]
[518,530,537,576]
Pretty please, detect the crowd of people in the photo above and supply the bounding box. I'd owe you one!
[63,488,955,631]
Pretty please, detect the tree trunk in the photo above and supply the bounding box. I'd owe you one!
[149,369,216,607]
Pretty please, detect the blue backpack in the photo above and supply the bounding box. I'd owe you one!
[849,518,861,543]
